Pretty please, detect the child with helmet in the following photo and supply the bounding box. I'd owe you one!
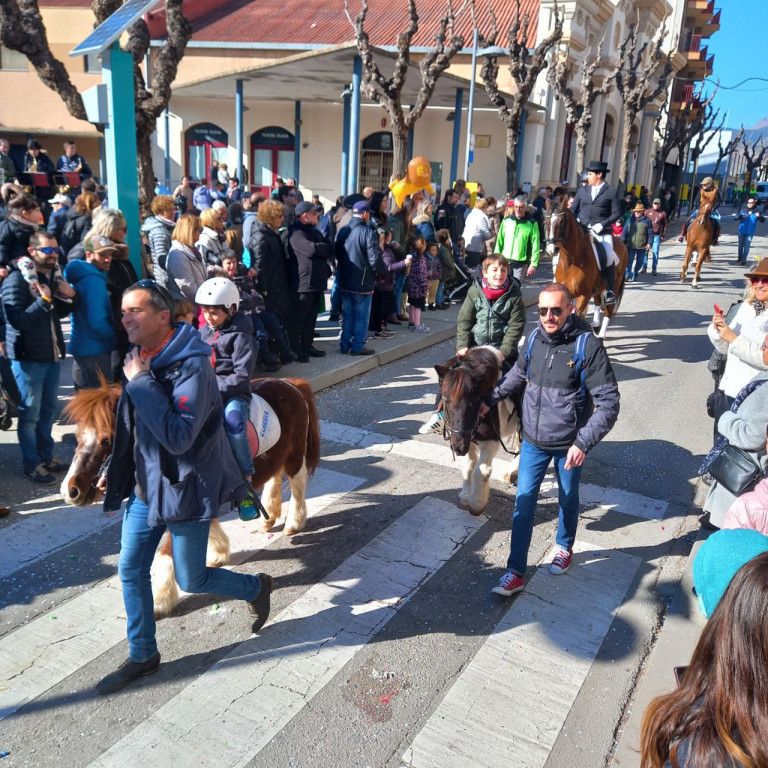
[196,277,260,516]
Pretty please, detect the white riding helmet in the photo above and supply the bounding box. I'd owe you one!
[195,277,240,312]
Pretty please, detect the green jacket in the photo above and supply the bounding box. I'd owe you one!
[494,214,541,266]
[438,243,456,283]
[456,279,526,361]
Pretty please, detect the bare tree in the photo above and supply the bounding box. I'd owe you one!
[688,99,724,184]
[712,125,744,178]
[613,17,674,193]
[479,1,562,192]
[741,134,768,199]
[0,0,191,205]
[547,36,617,182]
[345,0,465,180]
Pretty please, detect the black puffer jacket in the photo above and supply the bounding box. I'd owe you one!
[287,221,333,293]
[1,266,70,361]
[0,217,38,267]
[198,312,255,402]
[488,314,620,453]
[249,220,297,319]
[60,207,92,258]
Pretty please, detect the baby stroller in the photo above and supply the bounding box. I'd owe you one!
[447,255,473,302]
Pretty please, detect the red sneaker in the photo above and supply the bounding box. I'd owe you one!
[549,547,573,575]
[491,571,525,596]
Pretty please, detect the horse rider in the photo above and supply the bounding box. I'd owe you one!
[677,177,721,246]
[479,282,620,596]
[569,160,622,306]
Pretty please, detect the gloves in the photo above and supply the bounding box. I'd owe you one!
[591,223,604,235]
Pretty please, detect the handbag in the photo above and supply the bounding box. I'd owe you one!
[707,444,764,496]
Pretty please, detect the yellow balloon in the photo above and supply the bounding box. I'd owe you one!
[389,156,435,207]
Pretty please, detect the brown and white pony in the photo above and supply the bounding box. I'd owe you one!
[546,203,628,337]
[62,377,321,616]
[680,186,718,288]
[435,347,521,515]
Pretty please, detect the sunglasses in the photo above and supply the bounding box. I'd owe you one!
[36,246,62,255]
[749,276,768,286]
[131,279,175,312]
[538,306,564,317]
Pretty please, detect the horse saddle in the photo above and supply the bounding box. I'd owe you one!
[247,394,281,458]
[588,231,619,270]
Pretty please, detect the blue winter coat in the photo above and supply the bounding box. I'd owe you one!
[103,322,247,526]
[335,217,387,293]
[63,259,118,357]
[199,312,255,402]
[738,210,765,237]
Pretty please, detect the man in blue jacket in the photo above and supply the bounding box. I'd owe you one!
[63,234,119,388]
[735,196,765,265]
[334,200,388,356]
[95,281,273,695]
[2,231,75,484]
[479,283,620,596]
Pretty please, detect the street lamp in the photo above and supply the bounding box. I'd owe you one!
[463,29,506,181]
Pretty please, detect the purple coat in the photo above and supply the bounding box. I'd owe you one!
[405,253,429,299]
[376,245,408,292]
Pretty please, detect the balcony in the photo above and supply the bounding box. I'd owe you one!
[680,44,714,78]
[685,0,720,37]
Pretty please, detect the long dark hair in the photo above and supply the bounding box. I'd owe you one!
[640,552,768,768]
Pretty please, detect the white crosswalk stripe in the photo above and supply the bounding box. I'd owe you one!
[88,497,485,768]
[402,541,642,768]
[0,467,363,721]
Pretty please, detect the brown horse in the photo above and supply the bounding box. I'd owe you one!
[546,204,628,337]
[435,347,521,515]
[62,376,321,616]
[680,187,718,288]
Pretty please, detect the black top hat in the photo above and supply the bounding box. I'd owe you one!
[585,160,610,175]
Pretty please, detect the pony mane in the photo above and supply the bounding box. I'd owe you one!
[442,347,501,401]
[63,383,122,437]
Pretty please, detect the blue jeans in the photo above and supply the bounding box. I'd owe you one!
[626,249,646,278]
[436,281,445,305]
[738,233,753,263]
[330,276,342,317]
[506,439,583,576]
[224,397,253,477]
[11,360,61,470]
[340,291,373,353]
[72,352,113,390]
[392,271,407,316]
[118,495,262,661]
[642,235,661,271]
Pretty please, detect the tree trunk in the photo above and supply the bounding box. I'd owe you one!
[392,128,409,182]
[618,111,635,194]
[136,127,155,212]
[505,127,518,194]
[575,128,589,182]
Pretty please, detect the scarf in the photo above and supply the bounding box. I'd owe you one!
[10,214,40,229]
[699,378,768,475]
[139,328,176,363]
[481,277,509,302]
[754,300,765,317]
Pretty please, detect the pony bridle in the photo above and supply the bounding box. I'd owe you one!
[546,211,565,254]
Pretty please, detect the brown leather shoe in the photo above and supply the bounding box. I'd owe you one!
[97,653,161,695]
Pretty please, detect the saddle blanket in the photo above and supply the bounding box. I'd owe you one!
[590,235,620,270]
[247,394,281,458]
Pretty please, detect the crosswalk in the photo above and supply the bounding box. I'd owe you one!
[0,421,669,766]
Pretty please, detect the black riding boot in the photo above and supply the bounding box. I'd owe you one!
[712,218,720,246]
[602,264,617,306]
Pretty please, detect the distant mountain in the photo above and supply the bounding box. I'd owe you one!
[748,117,768,131]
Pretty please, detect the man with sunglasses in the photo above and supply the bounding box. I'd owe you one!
[479,283,619,596]
[94,280,273,694]
[735,196,765,266]
[1,231,75,484]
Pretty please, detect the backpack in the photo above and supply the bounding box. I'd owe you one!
[525,328,591,402]
[60,214,83,256]
[174,193,188,214]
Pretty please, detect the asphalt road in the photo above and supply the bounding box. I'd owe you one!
[0,216,763,768]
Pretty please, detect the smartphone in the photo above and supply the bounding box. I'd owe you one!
[673,665,687,685]
[714,304,723,315]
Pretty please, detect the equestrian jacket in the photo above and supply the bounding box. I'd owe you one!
[103,322,247,526]
[199,311,255,402]
[494,214,541,266]
[62,259,117,357]
[487,314,620,453]
[335,217,387,294]
[1,267,70,362]
[456,278,525,362]
[570,184,622,230]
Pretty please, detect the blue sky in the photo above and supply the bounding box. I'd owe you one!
[705,3,768,130]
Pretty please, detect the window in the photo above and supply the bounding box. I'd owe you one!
[0,45,28,72]
[84,53,102,74]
